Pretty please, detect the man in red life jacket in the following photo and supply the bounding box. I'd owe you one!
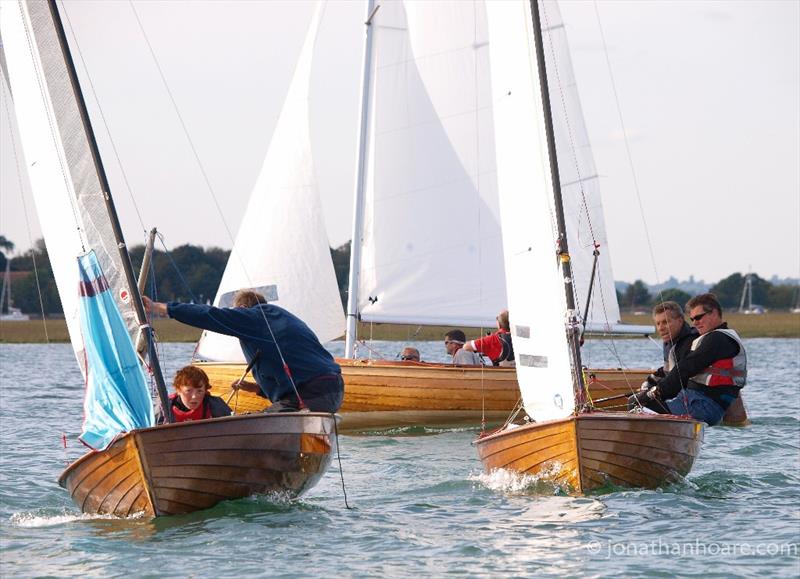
[463,309,515,367]
[648,293,746,426]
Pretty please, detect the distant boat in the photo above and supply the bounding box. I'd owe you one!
[0,262,29,321]
[739,273,766,315]
[2,0,337,517]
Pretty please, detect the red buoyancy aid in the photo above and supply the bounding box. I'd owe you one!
[689,328,747,388]
[169,393,212,422]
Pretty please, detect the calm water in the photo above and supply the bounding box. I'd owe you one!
[1,338,798,577]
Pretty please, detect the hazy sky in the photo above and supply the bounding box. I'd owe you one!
[1,0,798,285]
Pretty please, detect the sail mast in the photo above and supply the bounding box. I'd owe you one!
[46,0,173,421]
[528,0,585,396]
[344,0,378,358]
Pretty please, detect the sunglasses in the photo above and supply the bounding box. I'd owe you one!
[400,355,419,361]
[689,311,710,323]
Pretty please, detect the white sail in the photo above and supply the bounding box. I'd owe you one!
[195,2,344,362]
[1,0,141,366]
[353,0,641,335]
[485,0,576,422]
[356,0,506,328]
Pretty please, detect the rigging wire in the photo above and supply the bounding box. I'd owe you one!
[128,0,333,406]
[0,80,49,340]
[58,1,148,239]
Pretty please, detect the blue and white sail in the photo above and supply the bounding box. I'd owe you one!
[77,252,153,449]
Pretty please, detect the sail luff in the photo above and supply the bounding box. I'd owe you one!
[344,0,378,358]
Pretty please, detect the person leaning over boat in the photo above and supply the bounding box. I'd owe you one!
[444,329,485,365]
[646,293,746,426]
[156,366,232,424]
[462,309,515,367]
[628,301,698,414]
[142,291,344,413]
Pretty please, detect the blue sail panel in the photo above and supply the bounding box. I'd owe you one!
[77,251,154,449]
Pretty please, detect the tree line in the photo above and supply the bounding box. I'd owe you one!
[1,236,796,314]
[0,237,353,315]
[620,274,798,311]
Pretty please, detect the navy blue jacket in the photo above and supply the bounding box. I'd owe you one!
[168,302,340,403]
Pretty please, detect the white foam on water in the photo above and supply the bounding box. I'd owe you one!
[10,510,145,527]
[471,463,566,494]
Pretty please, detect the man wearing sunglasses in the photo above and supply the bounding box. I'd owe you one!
[444,330,485,365]
[647,293,746,426]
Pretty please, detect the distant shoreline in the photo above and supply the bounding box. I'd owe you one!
[1,313,797,344]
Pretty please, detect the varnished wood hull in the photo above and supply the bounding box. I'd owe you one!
[475,413,704,493]
[58,413,337,518]
[199,360,747,428]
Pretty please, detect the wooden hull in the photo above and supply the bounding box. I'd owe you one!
[198,360,747,428]
[58,413,336,518]
[475,413,704,493]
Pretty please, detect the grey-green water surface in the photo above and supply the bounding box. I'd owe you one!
[1,339,798,577]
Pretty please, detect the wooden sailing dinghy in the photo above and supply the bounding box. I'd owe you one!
[58,413,336,517]
[2,0,338,516]
[472,0,703,491]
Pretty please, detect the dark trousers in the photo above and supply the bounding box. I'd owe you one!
[265,374,344,414]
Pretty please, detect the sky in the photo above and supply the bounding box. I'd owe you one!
[1,0,798,285]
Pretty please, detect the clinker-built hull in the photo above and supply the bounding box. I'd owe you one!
[58,413,336,517]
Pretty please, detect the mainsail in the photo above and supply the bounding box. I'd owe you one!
[0,0,143,367]
[195,1,344,362]
[485,0,577,422]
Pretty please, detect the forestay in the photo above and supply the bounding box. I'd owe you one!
[540,0,623,333]
[485,0,576,422]
[196,2,344,363]
[0,0,142,368]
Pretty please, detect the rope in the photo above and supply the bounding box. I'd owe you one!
[155,233,198,303]
[59,1,148,239]
[332,416,352,509]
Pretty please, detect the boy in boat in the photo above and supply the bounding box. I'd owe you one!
[156,366,232,424]
[463,309,515,367]
[444,329,485,365]
[143,291,344,413]
[635,294,747,426]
